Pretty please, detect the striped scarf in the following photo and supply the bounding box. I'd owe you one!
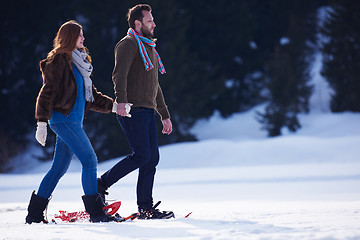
[127,28,166,74]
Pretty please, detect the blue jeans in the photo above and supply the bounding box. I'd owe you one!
[37,122,98,199]
[100,108,159,210]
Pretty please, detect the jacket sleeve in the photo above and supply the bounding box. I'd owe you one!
[88,85,114,113]
[155,85,170,120]
[35,55,64,122]
[112,38,137,103]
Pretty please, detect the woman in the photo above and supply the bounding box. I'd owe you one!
[26,20,119,223]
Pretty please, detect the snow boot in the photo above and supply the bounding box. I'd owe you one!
[97,178,108,202]
[138,201,175,219]
[82,194,120,222]
[25,190,49,224]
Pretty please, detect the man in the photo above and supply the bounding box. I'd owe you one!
[97,4,174,219]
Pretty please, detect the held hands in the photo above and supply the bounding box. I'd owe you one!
[35,122,47,147]
[112,102,133,117]
[112,102,172,134]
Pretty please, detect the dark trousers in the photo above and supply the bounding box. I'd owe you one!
[100,108,160,210]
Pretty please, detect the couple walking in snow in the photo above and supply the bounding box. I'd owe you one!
[26,4,174,223]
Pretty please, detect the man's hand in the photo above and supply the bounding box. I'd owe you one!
[35,122,47,147]
[162,118,172,135]
[116,103,133,117]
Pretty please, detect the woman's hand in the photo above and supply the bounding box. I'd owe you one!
[35,122,47,147]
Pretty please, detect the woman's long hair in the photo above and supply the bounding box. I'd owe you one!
[45,20,91,65]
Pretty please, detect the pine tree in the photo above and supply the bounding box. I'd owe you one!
[321,0,360,112]
[257,1,319,136]
[75,0,133,159]
[179,0,265,117]
[0,0,82,170]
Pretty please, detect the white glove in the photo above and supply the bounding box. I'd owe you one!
[113,102,133,117]
[112,102,118,113]
[125,103,133,117]
[35,122,47,147]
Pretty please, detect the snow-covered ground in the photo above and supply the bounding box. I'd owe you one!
[1,54,360,239]
[1,103,360,239]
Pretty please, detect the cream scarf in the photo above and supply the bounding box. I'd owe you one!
[72,49,95,102]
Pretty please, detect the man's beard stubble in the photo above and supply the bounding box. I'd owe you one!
[140,26,154,38]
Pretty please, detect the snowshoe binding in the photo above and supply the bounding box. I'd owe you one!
[138,201,174,219]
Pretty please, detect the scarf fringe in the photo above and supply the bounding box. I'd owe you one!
[127,28,166,74]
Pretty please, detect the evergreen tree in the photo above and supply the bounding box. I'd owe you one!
[74,0,134,160]
[257,1,319,136]
[0,0,83,170]
[178,0,265,118]
[0,0,336,172]
[321,0,360,112]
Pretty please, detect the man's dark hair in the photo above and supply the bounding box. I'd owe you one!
[127,4,152,29]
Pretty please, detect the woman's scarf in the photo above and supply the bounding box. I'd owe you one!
[127,28,166,74]
[72,49,95,102]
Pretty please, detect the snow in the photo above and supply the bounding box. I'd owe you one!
[1,106,360,240]
[280,37,290,45]
[1,51,360,239]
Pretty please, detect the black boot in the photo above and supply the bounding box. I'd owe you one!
[97,178,108,202]
[82,194,120,223]
[138,201,175,219]
[25,191,49,224]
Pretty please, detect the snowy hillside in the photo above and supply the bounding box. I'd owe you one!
[1,102,360,239]
[1,55,360,239]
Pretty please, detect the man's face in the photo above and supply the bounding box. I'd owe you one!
[140,10,156,38]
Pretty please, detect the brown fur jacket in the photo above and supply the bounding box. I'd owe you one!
[35,53,113,122]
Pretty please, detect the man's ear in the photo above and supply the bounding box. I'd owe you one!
[135,19,142,28]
